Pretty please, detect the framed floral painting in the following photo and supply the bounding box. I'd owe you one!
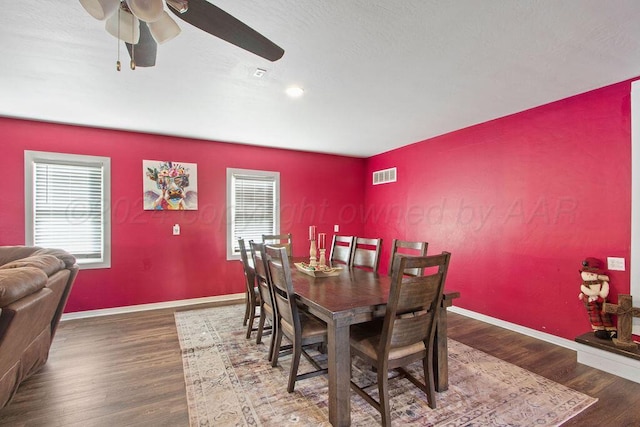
[143,160,198,210]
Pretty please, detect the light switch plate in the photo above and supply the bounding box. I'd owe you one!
[334,224,339,232]
[607,257,625,271]
[173,224,180,236]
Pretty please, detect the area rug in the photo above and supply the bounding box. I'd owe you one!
[174,304,597,426]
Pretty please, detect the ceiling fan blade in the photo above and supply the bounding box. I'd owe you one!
[169,0,284,62]
[126,21,157,67]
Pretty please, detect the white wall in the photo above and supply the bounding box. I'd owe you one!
[631,80,640,335]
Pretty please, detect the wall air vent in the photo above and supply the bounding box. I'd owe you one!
[372,167,397,185]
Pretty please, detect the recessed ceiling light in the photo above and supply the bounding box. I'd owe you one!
[286,86,304,98]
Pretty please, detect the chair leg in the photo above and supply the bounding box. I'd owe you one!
[243,292,250,326]
[287,341,301,393]
[422,355,436,409]
[271,324,283,367]
[245,307,257,339]
[256,307,266,344]
[378,367,391,427]
[267,316,277,362]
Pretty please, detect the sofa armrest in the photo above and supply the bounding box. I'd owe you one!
[0,255,65,277]
[0,247,42,267]
[32,248,77,269]
[0,268,48,307]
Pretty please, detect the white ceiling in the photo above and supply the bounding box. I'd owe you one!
[2,1,640,158]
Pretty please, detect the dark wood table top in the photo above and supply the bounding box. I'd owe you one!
[289,258,459,323]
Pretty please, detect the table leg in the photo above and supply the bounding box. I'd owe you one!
[327,319,351,426]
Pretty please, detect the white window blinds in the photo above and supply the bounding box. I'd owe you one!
[227,168,280,258]
[25,151,111,268]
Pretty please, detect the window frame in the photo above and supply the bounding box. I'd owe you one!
[24,150,111,269]
[226,168,280,260]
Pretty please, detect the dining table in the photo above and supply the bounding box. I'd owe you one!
[289,258,460,427]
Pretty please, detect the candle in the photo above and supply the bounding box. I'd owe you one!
[318,233,326,249]
[309,225,316,241]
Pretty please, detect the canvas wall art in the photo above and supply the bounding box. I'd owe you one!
[143,160,198,210]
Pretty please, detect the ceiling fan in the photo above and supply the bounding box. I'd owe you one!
[79,0,284,69]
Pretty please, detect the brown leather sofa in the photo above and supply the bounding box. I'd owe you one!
[0,246,78,409]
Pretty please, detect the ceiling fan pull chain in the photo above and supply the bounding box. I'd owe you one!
[130,10,136,70]
[116,6,121,71]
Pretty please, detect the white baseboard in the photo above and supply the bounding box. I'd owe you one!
[449,306,640,384]
[60,293,245,321]
[448,306,577,349]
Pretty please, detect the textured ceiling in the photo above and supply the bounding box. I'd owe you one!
[1,1,640,157]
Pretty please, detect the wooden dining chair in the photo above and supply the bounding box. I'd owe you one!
[249,241,276,360]
[265,245,328,392]
[329,235,355,265]
[349,251,451,426]
[238,238,260,339]
[262,233,293,257]
[388,239,428,277]
[350,237,383,273]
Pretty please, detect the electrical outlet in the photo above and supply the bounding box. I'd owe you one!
[334,224,339,232]
[607,257,625,271]
[173,224,180,236]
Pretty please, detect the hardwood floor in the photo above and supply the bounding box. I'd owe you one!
[1,304,639,426]
[0,306,193,427]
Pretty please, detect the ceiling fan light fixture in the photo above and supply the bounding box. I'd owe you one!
[148,11,181,44]
[79,0,120,20]
[125,0,165,22]
[105,7,140,44]
[286,86,305,98]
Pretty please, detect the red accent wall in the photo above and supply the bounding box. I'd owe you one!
[0,79,633,341]
[0,118,366,312]
[365,80,632,340]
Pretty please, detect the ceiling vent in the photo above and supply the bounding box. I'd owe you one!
[372,167,397,185]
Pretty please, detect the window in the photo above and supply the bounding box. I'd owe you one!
[24,151,111,269]
[227,168,280,259]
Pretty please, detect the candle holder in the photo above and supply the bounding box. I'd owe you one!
[319,248,326,267]
[309,239,318,267]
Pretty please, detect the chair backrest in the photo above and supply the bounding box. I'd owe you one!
[265,245,300,338]
[262,233,293,257]
[380,252,451,356]
[238,238,257,305]
[250,241,274,312]
[350,237,382,273]
[388,239,428,277]
[329,235,355,265]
